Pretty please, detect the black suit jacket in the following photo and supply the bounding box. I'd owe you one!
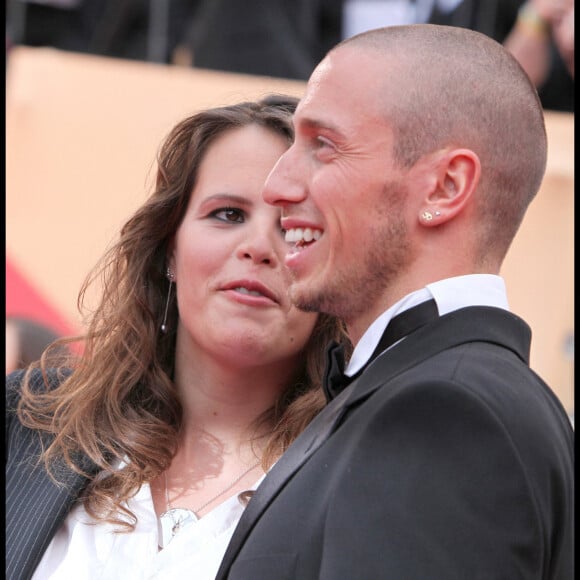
[217,307,574,579]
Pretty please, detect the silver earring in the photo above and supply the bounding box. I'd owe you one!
[434,210,441,217]
[161,268,174,334]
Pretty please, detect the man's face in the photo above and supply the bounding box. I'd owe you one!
[264,47,415,338]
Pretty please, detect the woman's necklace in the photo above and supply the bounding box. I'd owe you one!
[158,461,261,549]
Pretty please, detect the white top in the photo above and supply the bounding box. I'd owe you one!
[33,473,266,580]
[346,274,510,376]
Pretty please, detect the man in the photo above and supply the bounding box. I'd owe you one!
[216,24,573,579]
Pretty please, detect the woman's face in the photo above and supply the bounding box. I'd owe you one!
[170,124,318,371]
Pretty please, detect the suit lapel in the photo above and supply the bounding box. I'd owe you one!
[216,306,530,579]
[216,383,354,577]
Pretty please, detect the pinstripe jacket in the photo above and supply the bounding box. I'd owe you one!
[5,370,95,580]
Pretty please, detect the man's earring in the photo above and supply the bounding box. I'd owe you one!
[161,268,175,334]
[421,210,441,221]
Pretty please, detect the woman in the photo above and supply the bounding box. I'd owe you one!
[6,96,350,579]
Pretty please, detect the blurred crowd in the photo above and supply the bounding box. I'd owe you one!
[6,0,574,111]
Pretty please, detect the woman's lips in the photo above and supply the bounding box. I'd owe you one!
[221,280,279,305]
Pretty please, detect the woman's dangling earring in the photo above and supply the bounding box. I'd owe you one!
[161,268,175,334]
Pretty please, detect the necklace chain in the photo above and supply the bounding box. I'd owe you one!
[164,460,261,516]
[158,460,262,549]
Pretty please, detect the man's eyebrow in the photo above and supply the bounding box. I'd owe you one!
[295,115,343,137]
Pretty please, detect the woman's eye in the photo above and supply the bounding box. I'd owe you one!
[211,207,245,223]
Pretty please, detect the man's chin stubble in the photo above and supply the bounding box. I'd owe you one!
[290,285,356,321]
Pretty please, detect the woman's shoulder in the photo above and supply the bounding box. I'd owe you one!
[6,367,72,411]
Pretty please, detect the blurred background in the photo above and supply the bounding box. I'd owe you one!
[6,0,574,113]
[6,0,574,421]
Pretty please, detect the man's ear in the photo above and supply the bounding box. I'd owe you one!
[418,148,480,227]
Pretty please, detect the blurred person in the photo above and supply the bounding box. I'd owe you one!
[503,0,574,106]
[5,316,69,375]
[172,0,344,79]
[6,95,350,580]
[429,0,574,111]
[551,3,574,77]
[216,24,574,579]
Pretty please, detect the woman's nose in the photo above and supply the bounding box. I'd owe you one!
[236,224,280,266]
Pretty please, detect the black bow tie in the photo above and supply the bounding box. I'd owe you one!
[323,299,439,401]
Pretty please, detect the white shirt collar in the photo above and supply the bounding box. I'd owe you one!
[345,274,509,376]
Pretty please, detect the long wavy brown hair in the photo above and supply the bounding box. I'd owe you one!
[16,95,351,530]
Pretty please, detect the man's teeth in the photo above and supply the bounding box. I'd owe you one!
[235,287,263,297]
[284,228,322,244]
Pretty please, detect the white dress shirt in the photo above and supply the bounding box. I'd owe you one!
[345,274,510,377]
[32,473,266,580]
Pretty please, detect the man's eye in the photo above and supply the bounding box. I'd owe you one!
[313,135,336,161]
[315,136,333,149]
[211,207,245,223]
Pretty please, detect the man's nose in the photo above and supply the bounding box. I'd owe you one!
[263,147,307,208]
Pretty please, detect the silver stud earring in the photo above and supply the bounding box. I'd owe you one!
[434,210,441,217]
[161,268,174,334]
